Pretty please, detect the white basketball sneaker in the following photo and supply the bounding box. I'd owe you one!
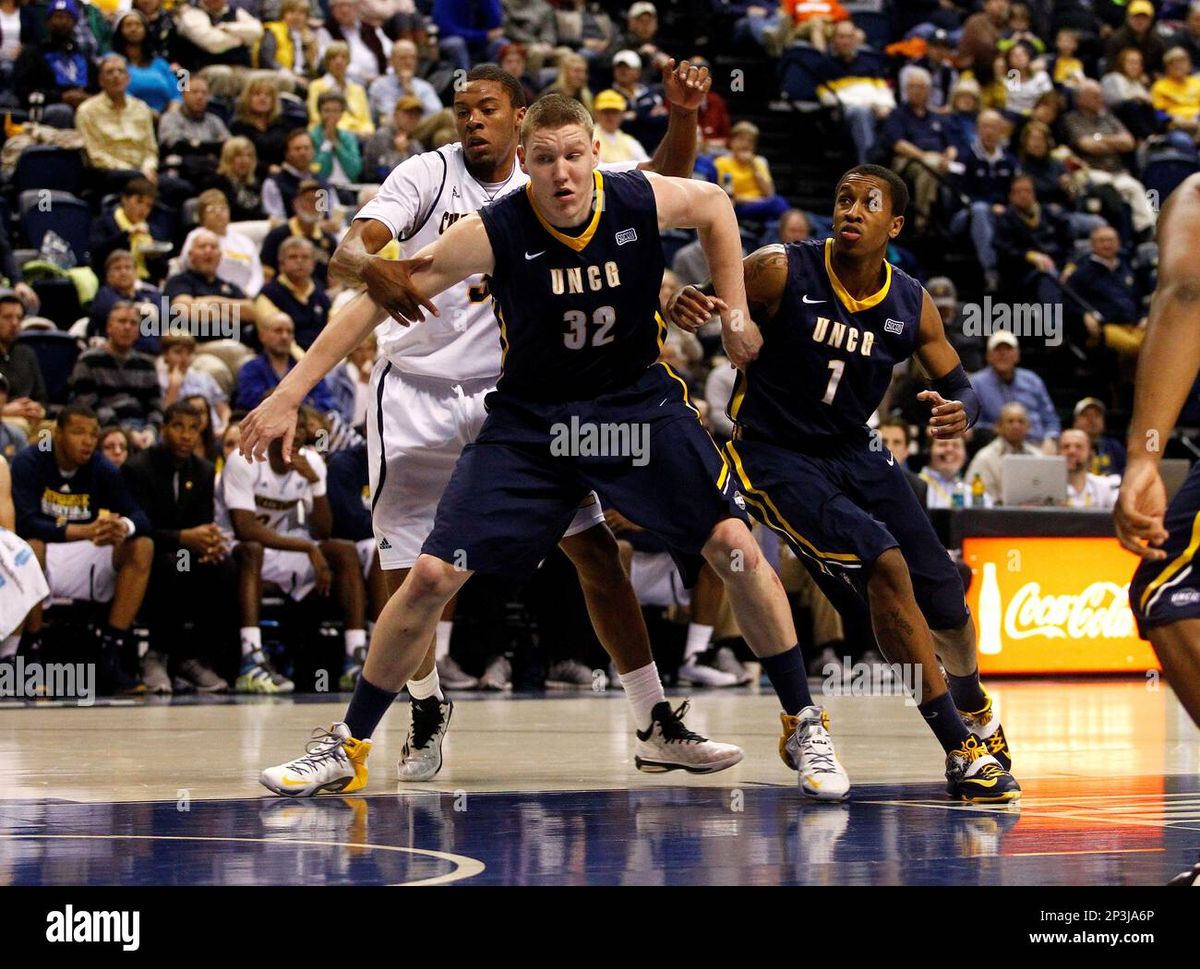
[397,697,453,781]
[780,705,851,801]
[259,722,372,797]
[635,700,744,773]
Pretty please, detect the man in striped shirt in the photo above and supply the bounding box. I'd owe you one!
[68,302,162,450]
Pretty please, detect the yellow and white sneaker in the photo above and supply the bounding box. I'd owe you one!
[259,722,372,797]
[957,691,1011,770]
[780,705,851,801]
[945,735,1021,803]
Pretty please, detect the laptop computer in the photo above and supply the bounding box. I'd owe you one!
[1000,455,1068,506]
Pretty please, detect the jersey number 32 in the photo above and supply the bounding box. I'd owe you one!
[563,306,616,350]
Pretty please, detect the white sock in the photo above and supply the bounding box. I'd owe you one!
[408,667,444,702]
[620,662,666,731]
[344,627,366,657]
[684,623,714,660]
[0,634,18,659]
[240,627,261,658]
[435,620,452,661]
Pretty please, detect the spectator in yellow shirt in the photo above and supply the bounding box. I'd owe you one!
[1151,46,1200,137]
[713,121,790,228]
[592,89,649,165]
[307,41,374,138]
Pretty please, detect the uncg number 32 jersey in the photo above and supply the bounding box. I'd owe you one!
[478,169,666,403]
[731,238,924,447]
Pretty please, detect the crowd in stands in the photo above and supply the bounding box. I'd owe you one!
[1,0,1195,697]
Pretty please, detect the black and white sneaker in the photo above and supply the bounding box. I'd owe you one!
[397,696,453,781]
[1168,855,1200,887]
[634,700,744,774]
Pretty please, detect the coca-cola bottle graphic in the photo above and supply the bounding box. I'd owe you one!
[978,561,1003,655]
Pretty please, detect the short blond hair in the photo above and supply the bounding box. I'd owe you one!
[196,188,229,225]
[521,93,593,145]
[279,0,309,15]
[322,41,350,73]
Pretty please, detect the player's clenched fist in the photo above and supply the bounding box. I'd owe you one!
[666,284,723,333]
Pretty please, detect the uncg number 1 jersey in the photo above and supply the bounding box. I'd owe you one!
[731,238,924,447]
[478,168,666,403]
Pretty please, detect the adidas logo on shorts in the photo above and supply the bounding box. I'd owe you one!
[378,538,392,550]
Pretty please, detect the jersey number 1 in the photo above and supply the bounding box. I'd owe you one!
[822,360,844,405]
[563,306,616,350]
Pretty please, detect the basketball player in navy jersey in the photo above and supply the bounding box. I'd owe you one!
[1117,172,1200,736]
[244,94,853,800]
[668,164,1020,801]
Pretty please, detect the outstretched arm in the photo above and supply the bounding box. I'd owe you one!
[914,289,979,440]
[1116,174,1200,557]
[638,58,710,177]
[239,215,494,461]
[647,172,761,367]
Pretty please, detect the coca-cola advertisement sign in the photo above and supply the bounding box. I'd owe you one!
[963,537,1159,674]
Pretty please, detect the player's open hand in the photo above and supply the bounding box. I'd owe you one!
[240,393,299,464]
[1115,458,1170,559]
[721,309,763,370]
[666,285,724,333]
[362,254,437,325]
[309,545,333,595]
[661,58,711,112]
[918,389,968,439]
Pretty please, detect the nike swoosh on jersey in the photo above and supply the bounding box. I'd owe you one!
[525,251,545,260]
[802,295,826,304]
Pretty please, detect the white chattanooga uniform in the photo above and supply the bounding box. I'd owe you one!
[218,447,329,601]
[0,528,50,638]
[355,144,634,569]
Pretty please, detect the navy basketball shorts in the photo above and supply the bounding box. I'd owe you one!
[1130,460,1200,638]
[422,363,747,584]
[725,433,969,631]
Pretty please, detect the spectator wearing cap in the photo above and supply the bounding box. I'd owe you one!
[592,89,649,164]
[310,90,364,185]
[817,20,894,166]
[317,0,392,88]
[308,42,375,137]
[367,39,449,136]
[0,294,46,424]
[993,173,1073,301]
[1152,47,1200,140]
[163,229,258,342]
[1060,428,1116,509]
[554,0,617,64]
[500,0,557,72]
[13,0,96,116]
[1105,0,1166,75]
[235,313,336,411]
[258,0,321,92]
[965,401,1041,500]
[878,67,957,237]
[363,96,424,183]
[432,0,503,73]
[617,2,669,73]
[88,250,164,354]
[1073,396,1126,477]
[0,374,28,461]
[262,130,329,221]
[971,330,1061,449]
[1060,223,1145,359]
[175,0,264,95]
[900,28,960,111]
[608,48,668,148]
[75,54,159,191]
[261,180,339,286]
[255,238,330,351]
[1063,81,1157,239]
[68,301,163,448]
[950,109,1019,294]
[178,190,265,299]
